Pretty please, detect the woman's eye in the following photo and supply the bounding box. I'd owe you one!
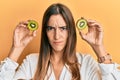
[60,27,67,30]
[47,26,54,31]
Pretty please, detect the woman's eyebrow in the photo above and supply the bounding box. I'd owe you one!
[59,26,67,28]
[47,26,52,27]
[46,26,54,28]
[47,26,66,28]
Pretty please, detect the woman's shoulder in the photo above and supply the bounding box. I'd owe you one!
[25,53,39,61]
[76,52,97,65]
[23,53,39,66]
[26,53,39,58]
[76,52,99,74]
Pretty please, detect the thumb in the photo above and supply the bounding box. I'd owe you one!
[32,30,37,37]
[28,31,37,41]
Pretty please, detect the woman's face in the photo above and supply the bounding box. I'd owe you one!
[47,14,68,53]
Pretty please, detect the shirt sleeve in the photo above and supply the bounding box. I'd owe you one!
[85,54,120,80]
[99,63,120,80]
[0,58,19,80]
[0,54,37,80]
[13,53,38,80]
[76,53,101,80]
[76,53,120,80]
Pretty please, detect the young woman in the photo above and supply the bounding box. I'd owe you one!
[0,3,120,80]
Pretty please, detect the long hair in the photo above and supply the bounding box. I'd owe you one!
[34,3,80,80]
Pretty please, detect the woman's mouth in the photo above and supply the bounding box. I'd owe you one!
[53,41,62,45]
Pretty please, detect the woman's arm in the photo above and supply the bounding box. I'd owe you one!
[8,20,37,62]
[79,54,120,80]
[0,20,37,80]
[78,19,120,79]
[0,58,19,80]
[79,19,111,63]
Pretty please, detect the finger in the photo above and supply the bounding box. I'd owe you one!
[87,19,97,24]
[87,19,98,28]
[16,21,29,30]
[19,21,29,26]
[87,19,102,28]
[18,24,29,31]
[15,24,30,34]
[32,30,37,37]
[89,22,103,32]
[89,22,101,27]
[27,19,33,22]
[87,20,102,32]
[19,24,27,28]
[27,31,37,41]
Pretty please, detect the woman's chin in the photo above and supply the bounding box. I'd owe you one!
[52,48,64,53]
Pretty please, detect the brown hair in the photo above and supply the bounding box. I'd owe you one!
[34,3,80,80]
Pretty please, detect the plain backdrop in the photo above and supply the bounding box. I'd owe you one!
[0,0,120,64]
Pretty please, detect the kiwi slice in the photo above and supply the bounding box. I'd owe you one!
[76,18,87,30]
[27,20,38,31]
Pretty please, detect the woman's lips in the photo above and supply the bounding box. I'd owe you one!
[53,41,63,44]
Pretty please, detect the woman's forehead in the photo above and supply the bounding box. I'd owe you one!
[47,14,66,27]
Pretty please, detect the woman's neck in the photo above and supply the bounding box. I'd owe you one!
[50,50,64,64]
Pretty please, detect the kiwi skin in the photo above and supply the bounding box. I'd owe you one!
[76,18,87,30]
[27,20,38,31]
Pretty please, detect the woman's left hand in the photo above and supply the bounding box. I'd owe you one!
[79,19,103,47]
[79,19,112,64]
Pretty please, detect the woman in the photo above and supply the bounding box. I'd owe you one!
[0,3,120,80]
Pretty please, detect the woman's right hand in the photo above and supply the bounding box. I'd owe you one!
[8,20,37,61]
[13,20,36,48]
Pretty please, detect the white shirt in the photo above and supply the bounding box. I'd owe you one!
[0,53,120,80]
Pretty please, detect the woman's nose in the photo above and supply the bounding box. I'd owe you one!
[54,28,60,40]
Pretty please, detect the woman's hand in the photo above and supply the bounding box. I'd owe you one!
[13,21,36,48]
[78,19,110,61]
[8,20,37,61]
[79,19,103,47]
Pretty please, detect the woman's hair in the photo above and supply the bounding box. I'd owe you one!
[34,3,80,80]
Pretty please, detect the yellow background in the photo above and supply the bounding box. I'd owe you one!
[0,0,120,63]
